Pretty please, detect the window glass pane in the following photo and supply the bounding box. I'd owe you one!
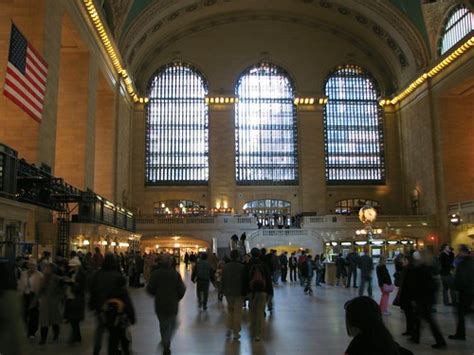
[146,63,208,184]
[235,63,298,185]
[324,65,385,184]
[439,5,474,55]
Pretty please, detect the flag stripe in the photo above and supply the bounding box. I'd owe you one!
[26,57,47,85]
[26,64,46,89]
[4,77,43,113]
[26,48,47,76]
[4,86,42,122]
[6,63,44,103]
[26,52,47,79]
[27,43,48,68]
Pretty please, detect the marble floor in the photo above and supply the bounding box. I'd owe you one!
[25,265,474,355]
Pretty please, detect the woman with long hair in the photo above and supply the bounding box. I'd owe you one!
[344,296,413,355]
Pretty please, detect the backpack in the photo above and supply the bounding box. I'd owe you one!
[249,264,267,292]
[101,298,125,328]
[196,261,210,281]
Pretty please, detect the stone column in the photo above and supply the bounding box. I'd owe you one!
[37,0,63,169]
[297,104,326,214]
[208,103,236,211]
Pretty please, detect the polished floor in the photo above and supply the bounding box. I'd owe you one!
[25,265,474,355]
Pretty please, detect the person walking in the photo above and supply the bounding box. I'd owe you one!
[439,244,456,306]
[304,255,314,295]
[314,254,323,286]
[64,256,86,344]
[261,249,275,312]
[37,263,62,344]
[147,254,186,355]
[89,253,135,355]
[17,259,43,339]
[184,252,190,270]
[376,255,393,315]
[191,252,213,310]
[279,251,288,283]
[0,261,24,355]
[298,250,307,287]
[358,248,374,298]
[270,250,281,285]
[247,248,272,341]
[91,247,104,270]
[221,250,246,340]
[288,252,298,282]
[215,261,225,301]
[346,249,359,288]
[397,255,417,337]
[410,250,447,349]
[335,253,347,287]
[449,244,474,341]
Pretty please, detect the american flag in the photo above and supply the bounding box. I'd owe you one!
[3,23,48,123]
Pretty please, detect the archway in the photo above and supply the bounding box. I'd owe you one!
[140,234,210,258]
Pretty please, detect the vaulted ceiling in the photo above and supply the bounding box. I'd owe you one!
[99,0,433,92]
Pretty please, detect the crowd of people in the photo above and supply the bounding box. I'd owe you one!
[0,242,473,355]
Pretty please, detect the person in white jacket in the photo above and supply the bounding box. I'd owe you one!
[17,259,43,339]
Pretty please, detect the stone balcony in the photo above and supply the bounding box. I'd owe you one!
[136,213,439,253]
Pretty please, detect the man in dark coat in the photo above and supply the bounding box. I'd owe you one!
[147,254,186,355]
[279,251,288,282]
[410,251,447,349]
[221,249,246,340]
[439,243,456,305]
[247,248,273,341]
[449,244,474,341]
[346,249,360,288]
[191,252,213,310]
[358,248,374,297]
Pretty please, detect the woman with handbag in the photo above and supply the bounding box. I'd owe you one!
[376,255,393,315]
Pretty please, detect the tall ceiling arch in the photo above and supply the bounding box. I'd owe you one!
[118,0,430,94]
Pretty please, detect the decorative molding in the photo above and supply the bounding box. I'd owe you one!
[380,36,474,106]
[120,0,419,72]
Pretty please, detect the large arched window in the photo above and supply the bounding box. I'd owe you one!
[235,63,298,185]
[146,63,208,184]
[324,65,385,184]
[439,4,473,55]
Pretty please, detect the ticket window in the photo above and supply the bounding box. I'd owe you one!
[371,247,382,261]
[340,242,353,256]
[354,242,368,254]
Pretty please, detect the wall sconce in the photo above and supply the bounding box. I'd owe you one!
[205,96,238,104]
